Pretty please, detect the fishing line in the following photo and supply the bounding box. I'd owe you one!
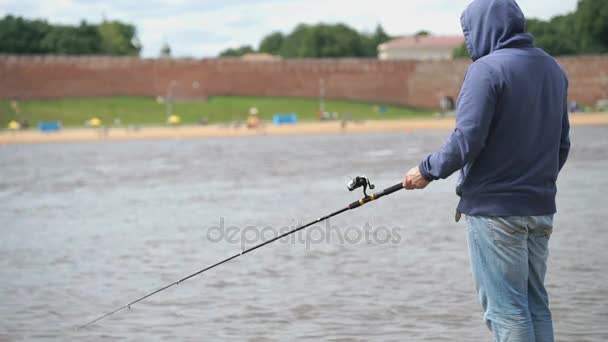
[79,177,403,329]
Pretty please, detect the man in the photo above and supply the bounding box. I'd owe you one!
[402,0,570,341]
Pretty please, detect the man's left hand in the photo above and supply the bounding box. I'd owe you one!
[403,166,431,190]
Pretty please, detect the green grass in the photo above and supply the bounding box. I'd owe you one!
[0,96,434,128]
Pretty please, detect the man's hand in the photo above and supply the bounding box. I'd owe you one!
[403,166,431,190]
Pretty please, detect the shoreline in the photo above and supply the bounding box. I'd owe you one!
[1,113,607,145]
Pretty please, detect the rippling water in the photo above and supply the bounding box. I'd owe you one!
[1,126,607,341]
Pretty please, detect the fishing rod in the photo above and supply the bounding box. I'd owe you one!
[79,176,404,329]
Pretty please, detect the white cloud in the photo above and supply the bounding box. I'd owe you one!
[0,0,579,57]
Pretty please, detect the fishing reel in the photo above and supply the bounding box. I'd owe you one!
[347,176,375,197]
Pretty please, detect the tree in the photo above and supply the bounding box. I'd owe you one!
[0,15,50,53]
[278,24,314,57]
[527,16,578,56]
[575,0,608,53]
[219,45,255,57]
[258,31,284,55]
[452,43,470,59]
[315,24,364,58]
[279,23,365,58]
[98,20,141,55]
[40,21,101,55]
[0,15,142,55]
[223,23,391,59]
[362,24,391,57]
[415,30,431,37]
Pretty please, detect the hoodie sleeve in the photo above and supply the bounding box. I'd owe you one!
[558,82,571,171]
[419,62,497,181]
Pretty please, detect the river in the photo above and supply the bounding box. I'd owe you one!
[1,126,607,341]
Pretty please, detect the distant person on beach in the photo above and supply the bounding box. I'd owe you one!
[402,0,570,341]
[341,112,352,130]
[19,119,29,130]
[247,107,260,129]
[569,101,581,113]
[439,95,455,117]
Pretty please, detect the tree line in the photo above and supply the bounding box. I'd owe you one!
[3,0,606,59]
[0,15,141,55]
[454,0,608,58]
[219,23,391,58]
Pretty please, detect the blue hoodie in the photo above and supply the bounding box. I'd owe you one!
[419,0,571,216]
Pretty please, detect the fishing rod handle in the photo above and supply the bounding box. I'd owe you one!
[348,182,403,209]
[382,182,405,196]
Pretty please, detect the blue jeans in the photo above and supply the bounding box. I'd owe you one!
[466,215,554,342]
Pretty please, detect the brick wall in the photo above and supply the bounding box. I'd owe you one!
[0,55,606,108]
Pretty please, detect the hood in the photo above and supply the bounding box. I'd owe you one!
[461,0,534,61]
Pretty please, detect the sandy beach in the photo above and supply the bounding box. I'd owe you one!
[1,113,607,145]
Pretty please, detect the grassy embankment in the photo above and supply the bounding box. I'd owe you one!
[0,96,434,128]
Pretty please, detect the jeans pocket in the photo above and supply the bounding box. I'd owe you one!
[488,217,526,247]
[531,215,553,237]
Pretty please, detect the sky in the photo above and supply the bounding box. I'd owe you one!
[0,0,578,58]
